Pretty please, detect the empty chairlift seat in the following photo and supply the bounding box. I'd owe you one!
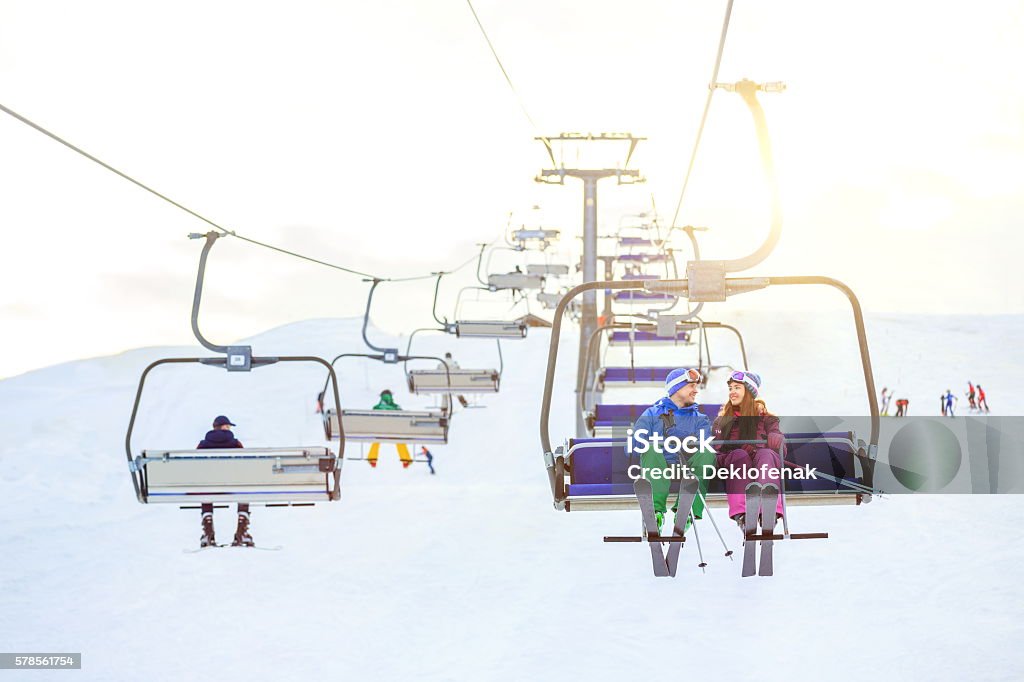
[527,263,570,277]
[613,291,675,303]
[537,292,562,309]
[615,253,671,264]
[454,320,528,339]
[323,408,449,444]
[407,368,500,394]
[136,447,340,504]
[607,329,691,346]
[487,272,545,290]
[513,228,559,243]
[618,237,655,247]
[598,366,674,389]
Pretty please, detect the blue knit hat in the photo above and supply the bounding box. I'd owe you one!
[727,371,761,399]
[665,368,701,397]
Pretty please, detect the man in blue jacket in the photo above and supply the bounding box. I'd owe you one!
[197,415,253,548]
[630,368,716,531]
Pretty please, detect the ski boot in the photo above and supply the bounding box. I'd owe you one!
[200,512,216,548]
[231,511,254,547]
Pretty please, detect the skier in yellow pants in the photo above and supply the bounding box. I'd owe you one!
[367,442,412,468]
[367,390,413,468]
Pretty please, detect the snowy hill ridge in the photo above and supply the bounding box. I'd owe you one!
[1,314,1022,681]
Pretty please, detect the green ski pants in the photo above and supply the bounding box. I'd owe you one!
[638,447,715,517]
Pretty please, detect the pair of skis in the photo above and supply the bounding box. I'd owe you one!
[184,544,282,553]
[741,483,778,577]
[633,476,697,577]
[739,483,830,575]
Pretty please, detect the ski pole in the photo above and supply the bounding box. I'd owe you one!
[695,487,733,559]
[779,447,790,538]
[690,512,707,572]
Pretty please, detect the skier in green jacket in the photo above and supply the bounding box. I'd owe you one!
[368,390,412,467]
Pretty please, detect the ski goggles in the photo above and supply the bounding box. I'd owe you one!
[680,368,703,384]
[727,370,760,396]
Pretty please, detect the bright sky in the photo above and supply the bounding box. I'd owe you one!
[1,1,1022,378]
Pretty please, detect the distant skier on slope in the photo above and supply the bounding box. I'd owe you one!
[895,398,909,417]
[420,446,435,475]
[966,382,977,410]
[880,387,893,416]
[438,352,469,408]
[368,390,413,468]
[944,390,958,417]
[976,385,990,412]
[196,415,254,548]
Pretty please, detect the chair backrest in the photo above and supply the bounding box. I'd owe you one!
[608,330,691,346]
[407,368,500,394]
[455,320,527,339]
[527,264,570,276]
[487,273,544,290]
[335,409,449,444]
[140,446,338,504]
[600,367,674,385]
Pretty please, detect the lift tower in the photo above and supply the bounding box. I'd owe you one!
[536,133,645,436]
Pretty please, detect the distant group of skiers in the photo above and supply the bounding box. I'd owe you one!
[880,383,990,418]
[963,381,990,413]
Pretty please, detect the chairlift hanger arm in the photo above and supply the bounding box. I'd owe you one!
[431,273,452,329]
[359,279,403,360]
[188,232,230,355]
[682,79,782,275]
[474,243,489,286]
[320,352,386,401]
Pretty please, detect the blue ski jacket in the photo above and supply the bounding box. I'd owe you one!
[631,397,713,464]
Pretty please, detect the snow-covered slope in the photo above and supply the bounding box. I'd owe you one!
[1,314,1021,681]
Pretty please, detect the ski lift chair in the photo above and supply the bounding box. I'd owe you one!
[540,278,880,515]
[403,328,503,396]
[318,279,454,449]
[126,233,344,507]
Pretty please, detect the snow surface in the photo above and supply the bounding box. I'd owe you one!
[1,314,1022,681]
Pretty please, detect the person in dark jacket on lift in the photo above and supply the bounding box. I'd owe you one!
[197,415,253,548]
